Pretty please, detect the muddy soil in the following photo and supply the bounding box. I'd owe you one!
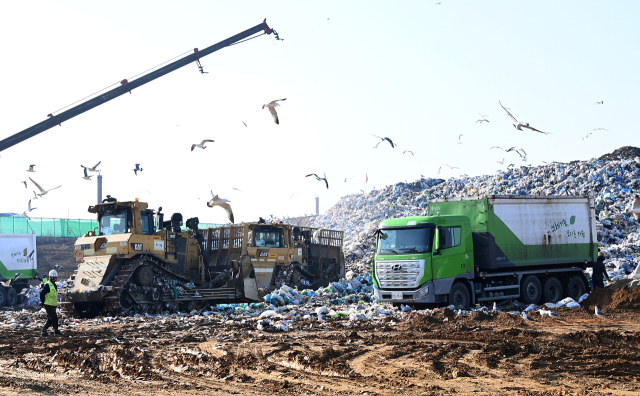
[1,304,639,396]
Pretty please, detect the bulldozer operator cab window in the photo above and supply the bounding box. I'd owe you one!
[377,227,432,255]
[254,226,285,248]
[100,213,127,235]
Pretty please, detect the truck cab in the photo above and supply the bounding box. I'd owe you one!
[372,216,473,305]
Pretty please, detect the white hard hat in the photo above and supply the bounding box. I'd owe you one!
[49,270,58,278]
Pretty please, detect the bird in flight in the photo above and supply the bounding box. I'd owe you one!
[516,148,528,161]
[497,158,505,165]
[27,199,37,212]
[582,133,592,140]
[191,139,214,151]
[457,134,463,144]
[132,164,143,176]
[21,181,27,189]
[505,147,517,153]
[290,192,299,199]
[232,187,243,192]
[593,128,608,131]
[242,121,247,127]
[29,177,61,197]
[306,173,329,189]
[373,141,381,149]
[344,178,348,182]
[371,135,396,148]
[594,101,604,105]
[21,211,31,221]
[26,165,36,172]
[443,164,459,169]
[81,161,101,172]
[403,150,414,156]
[490,146,503,150]
[207,195,234,224]
[82,168,94,180]
[32,191,38,200]
[476,113,489,123]
[499,101,550,134]
[263,98,286,124]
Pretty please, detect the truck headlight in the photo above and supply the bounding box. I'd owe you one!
[415,284,429,299]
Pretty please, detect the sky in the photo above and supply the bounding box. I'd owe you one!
[1,1,639,224]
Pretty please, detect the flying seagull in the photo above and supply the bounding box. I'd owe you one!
[81,161,101,172]
[594,101,604,105]
[437,166,441,174]
[457,134,463,144]
[306,173,329,189]
[207,195,234,224]
[191,139,215,151]
[132,164,143,176]
[26,165,36,172]
[232,187,243,192]
[54,264,62,270]
[516,148,527,161]
[490,146,503,150]
[21,181,27,189]
[497,158,505,164]
[262,98,286,124]
[290,192,299,199]
[28,251,35,260]
[593,128,608,131]
[242,121,247,127]
[373,141,381,149]
[403,150,414,156]
[371,134,396,148]
[29,177,61,197]
[82,168,94,180]
[582,133,592,140]
[344,178,348,182]
[21,211,31,221]
[499,101,550,134]
[443,164,459,169]
[27,199,37,212]
[505,147,517,153]
[476,118,489,123]
[594,306,608,316]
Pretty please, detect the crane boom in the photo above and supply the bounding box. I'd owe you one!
[0,20,276,153]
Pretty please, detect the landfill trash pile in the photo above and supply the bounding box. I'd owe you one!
[302,148,640,278]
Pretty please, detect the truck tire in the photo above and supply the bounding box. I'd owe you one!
[521,275,542,304]
[542,277,562,303]
[0,287,6,308]
[449,282,470,309]
[5,288,17,307]
[566,275,586,301]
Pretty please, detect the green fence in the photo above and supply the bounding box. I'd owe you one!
[0,217,224,238]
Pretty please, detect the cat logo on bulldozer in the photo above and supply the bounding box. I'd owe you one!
[131,243,143,251]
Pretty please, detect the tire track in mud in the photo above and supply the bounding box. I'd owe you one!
[0,309,639,395]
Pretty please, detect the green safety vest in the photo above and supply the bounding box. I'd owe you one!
[44,280,58,307]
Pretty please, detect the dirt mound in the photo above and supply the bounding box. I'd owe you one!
[583,279,640,310]
[598,146,640,161]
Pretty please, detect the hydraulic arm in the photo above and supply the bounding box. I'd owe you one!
[0,19,279,153]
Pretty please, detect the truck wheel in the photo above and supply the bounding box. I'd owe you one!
[449,282,470,309]
[521,275,542,304]
[566,275,586,300]
[542,277,562,303]
[0,287,6,308]
[5,288,17,307]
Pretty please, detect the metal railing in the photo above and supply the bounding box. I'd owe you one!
[0,217,224,238]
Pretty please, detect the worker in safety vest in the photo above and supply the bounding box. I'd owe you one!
[39,270,63,337]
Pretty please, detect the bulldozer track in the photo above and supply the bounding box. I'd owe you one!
[62,255,196,317]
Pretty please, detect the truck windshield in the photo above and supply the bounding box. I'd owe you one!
[254,226,285,248]
[100,213,127,235]
[377,228,432,255]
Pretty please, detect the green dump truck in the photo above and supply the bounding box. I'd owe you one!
[372,195,597,308]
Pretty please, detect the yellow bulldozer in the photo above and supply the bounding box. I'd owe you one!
[61,196,344,317]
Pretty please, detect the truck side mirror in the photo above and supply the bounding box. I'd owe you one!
[434,227,441,255]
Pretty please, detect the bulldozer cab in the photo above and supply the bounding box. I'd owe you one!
[201,222,345,290]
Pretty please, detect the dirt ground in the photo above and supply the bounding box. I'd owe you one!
[1,293,639,396]
[36,237,75,280]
